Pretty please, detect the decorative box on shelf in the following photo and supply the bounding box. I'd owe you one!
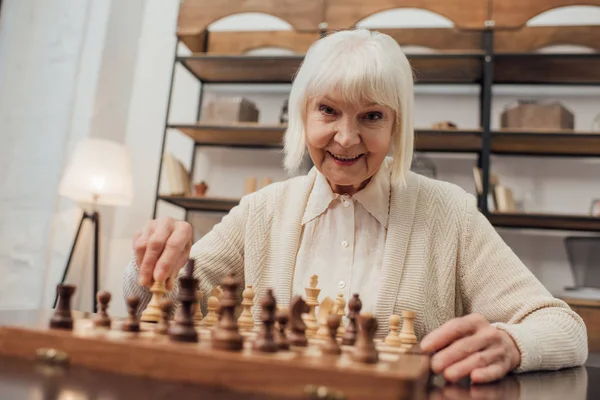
[500,100,574,131]
[201,96,259,124]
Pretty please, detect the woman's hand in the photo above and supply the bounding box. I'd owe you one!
[133,217,193,290]
[420,313,521,384]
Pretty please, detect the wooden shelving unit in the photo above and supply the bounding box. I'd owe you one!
[159,195,239,213]
[170,123,483,153]
[153,0,600,236]
[491,131,600,157]
[490,213,600,232]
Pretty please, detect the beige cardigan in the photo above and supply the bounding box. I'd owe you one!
[123,164,588,373]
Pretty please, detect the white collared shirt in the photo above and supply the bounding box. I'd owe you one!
[292,161,391,313]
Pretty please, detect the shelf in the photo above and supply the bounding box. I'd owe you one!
[171,123,482,152]
[159,195,239,212]
[489,213,600,232]
[414,128,481,152]
[494,53,600,85]
[178,53,484,84]
[491,130,600,157]
[170,123,285,148]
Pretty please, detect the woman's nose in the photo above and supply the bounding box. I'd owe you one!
[334,120,361,148]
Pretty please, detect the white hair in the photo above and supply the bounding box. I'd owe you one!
[283,28,415,188]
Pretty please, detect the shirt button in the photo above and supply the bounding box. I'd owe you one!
[338,280,346,289]
[343,200,350,207]
[341,240,348,247]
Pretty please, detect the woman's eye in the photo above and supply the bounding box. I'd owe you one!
[365,112,383,121]
[319,105,336,115]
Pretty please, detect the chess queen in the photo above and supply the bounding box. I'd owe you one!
[124,29,587,383]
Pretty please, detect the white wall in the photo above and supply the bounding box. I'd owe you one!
[1,1,599,313]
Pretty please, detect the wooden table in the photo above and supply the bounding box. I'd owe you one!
[0,310,596,400]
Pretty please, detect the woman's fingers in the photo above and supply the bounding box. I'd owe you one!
[138,218,174,287]
[470,362,508,384]
[431,325,502,374]
[443,344,505,382]
[154,221,193,282]
[421,313,489,354]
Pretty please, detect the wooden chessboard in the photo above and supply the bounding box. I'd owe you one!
[0,312,431,400]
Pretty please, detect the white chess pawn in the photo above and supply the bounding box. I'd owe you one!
[384,314,403,347]
[237,284,255,331]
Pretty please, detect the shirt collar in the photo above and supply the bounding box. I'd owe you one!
[302,158,392,228]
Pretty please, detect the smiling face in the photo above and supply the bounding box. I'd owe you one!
[305,93,395,195]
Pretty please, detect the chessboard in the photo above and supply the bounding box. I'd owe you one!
[0,262,431,400]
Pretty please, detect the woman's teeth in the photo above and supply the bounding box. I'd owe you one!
[331,153,362,161]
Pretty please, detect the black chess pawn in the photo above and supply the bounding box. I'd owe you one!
[155,298,173,335]
[342,293,362,346]
[321,314,342,355]
[254,289,278,353]
[93,290,112,328]
[168,262,199,343]
[212,273,244,351]
[121,296,141,332]
[275,309,290,351]
[50,284,76,330]
[288,296,309,347]
[351,313,378,364]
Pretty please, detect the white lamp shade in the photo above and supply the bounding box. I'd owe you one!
[59,138,133,206]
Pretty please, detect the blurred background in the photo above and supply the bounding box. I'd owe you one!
[0,0,599,331]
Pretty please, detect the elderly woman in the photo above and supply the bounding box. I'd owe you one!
[123,29,587,383]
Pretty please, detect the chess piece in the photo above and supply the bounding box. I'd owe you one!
[212,273,244,351]
[237,283,255,332]
[50,284,76,330]
[202,287,220,327]
[193,288,204,325]
[121,296,141,332]
[384,314,402,347]
[399,311,418,349]
[93,290,112,328]
[253,289,278,353]
[155,298,173,335]
[321,314,342,355]
[342,293,362,346]
[275,308,290,350]
[333,292,346,338]
[303,275,320,338]
[141,280,167,323]
[288,295,310,347]
[315,297,333,340]
[168,261,198,342]
[351,313,378,364]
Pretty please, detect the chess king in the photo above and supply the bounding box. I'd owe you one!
[124,29,587,383]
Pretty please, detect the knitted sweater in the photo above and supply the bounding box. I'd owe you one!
[123,165,588,373]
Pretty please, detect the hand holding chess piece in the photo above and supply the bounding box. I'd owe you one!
[133,216,193,290]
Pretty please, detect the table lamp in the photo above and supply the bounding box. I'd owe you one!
[54,138,133,312]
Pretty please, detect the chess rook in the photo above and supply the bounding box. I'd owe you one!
[399,311,418,349]
[211,273,244,351]
[50,284,76,330]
